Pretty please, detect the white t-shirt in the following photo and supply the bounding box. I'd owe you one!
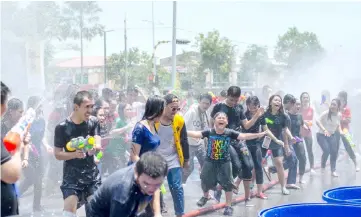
[318,111,341,134]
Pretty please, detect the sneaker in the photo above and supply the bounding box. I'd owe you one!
[223,206,234,216]
[256,192,268,199]
[263,166,272,181]
[310,169,316,174]
[196,196,210,207]
[282,187,290,195]
[299,176,306,184]
[286,184,300,190]
[214,189,222,202]
[332,172,339,177]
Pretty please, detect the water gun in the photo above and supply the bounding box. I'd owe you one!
[96,151,103,160]
[320,95,326,105]
[208,92,219,104]
[160,184,167,194]
[66,136,95,152]
[343,129,355,148]
[239,95,246,102]
[3,108,36,153]
[265,118,274,125]
[305,120,313,127]
[294,136,303,143]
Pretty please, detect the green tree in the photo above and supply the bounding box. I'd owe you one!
[195,30,234,85]
[62,1,104,75]
[274,27,324,70]
[239,44,271,85]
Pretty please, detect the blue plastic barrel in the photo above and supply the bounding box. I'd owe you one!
[323,186,361,205]
[259,203,361,217]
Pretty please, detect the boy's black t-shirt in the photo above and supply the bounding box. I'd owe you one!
[1,142,19,217]
[289,113,304,138]
[202,128,239,163]
[54,116,101,189]
[264,110,287,149]
[243,112,266,146]
[211,102,246,132]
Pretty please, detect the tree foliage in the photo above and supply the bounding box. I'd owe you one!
[274,27,324,70]
[195,30,234,83]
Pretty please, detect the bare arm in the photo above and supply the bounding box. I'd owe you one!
[151,189,161,216]
[109,125,132,136]
[94,135,102,150]
[1,151,22,183]
[187,131,203,139]
[284,127,294,140]
[237,132,265,141]
[54,147,76,161]
[22,143,30,160]
[262,125,280,143]
[130,143,141,163]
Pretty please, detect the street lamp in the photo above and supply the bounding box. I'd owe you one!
[103,29,114,85]
[151,39,190,84]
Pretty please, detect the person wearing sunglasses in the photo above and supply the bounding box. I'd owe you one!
[152,93,190,217]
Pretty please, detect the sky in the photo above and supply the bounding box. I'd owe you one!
[52,1,361,62]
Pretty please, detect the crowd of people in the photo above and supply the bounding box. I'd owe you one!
[1,81,360,217]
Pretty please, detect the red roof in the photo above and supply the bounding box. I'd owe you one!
[56,56,104,68]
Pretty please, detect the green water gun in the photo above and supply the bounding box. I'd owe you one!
[96,151,103,160]
[160,184,167,194]
[66,136,95,152]
[343,129,355,148]
[265,118,274,125]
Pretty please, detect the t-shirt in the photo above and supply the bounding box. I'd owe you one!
[211,102,246,132]
[301,106,313,137]
[132,122,160,156]
[1,142,19,217]
[29,117,46,159]
[340,106,351,130]
[156,124,180,169]
[183,104,210,146]
[289,113,304,138]
[87,164,152,217]
[105,118,128,157]
[243,112,266,147]
[264,110,287,149]
[318,111,341,134]
[201,128,239,162]
[54,116,101,189]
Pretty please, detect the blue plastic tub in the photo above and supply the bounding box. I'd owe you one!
[258,203,361,217]
[323,186,361,205]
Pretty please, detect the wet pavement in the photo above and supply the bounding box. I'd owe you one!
[17,150,361,217]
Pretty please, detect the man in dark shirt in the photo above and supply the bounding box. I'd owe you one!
[1,82,25,217]
[88,151,168,217]
[210,86,260,203]
[54,90,102,217]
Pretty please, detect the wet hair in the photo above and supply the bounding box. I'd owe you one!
[220,90,227,98]
[245,96,260,115]
[73,91,93,106]
[91,105,103,117]
[328,98,341,121]
[136,151,168,178]
[95,98,108,108]
[142,95,165,121]
[227,86,241,98]
[1,82,10,105]
[164,93,179,105]
[283,94,296,105]
[199,93,212,104]
[338,91,348,106]
[267,95,285,115]
[117,103,130,120]
[300,92,310,106]
[4,98,24,120]
[213,111,228,119]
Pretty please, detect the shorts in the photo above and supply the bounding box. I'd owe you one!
[269,147,284,158]
[61,183,100,209]
[200,161,234,192]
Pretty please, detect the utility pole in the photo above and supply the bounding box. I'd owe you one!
[103,31,107,85]
[152,1,157,84]
[171,1,177,90]
[124,15,128,90]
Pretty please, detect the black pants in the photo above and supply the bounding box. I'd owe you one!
[230,141,254,180]
[304,136,315,168]
[317,133,340,172]
[19,157,43,209]
[292,142,307,176]
[248,145,263,184]
[339,133,356,160]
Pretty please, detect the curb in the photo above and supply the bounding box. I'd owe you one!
[182,154,348,217]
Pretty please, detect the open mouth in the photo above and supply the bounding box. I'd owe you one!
[218,122,226,126]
